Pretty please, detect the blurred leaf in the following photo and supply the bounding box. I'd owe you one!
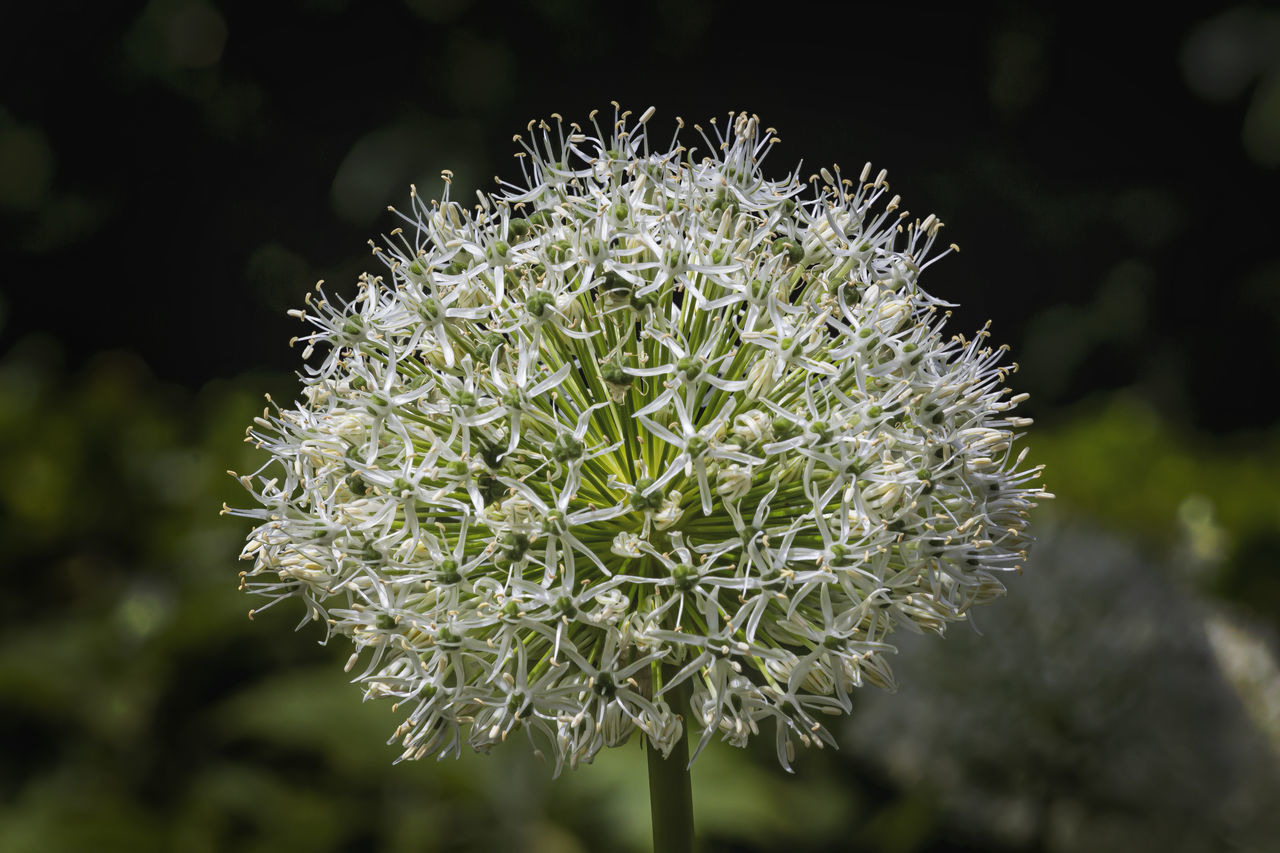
[1034,394,1280,588]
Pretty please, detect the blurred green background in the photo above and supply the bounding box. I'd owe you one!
[2,2,1279,851]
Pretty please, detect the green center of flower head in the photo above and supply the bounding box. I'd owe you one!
[233,105,1049,775]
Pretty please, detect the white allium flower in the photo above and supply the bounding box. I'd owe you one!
[231,106,1048,774]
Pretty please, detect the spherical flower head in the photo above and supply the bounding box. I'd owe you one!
[231,106,1049,774]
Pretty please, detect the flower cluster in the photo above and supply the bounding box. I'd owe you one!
[231,106,1047,773]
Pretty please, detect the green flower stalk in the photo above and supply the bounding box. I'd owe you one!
[231,106,1048,784]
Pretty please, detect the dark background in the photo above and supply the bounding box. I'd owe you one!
[2,2,1279,851]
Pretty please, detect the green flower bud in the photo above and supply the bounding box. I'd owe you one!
[672,563,699,592]
[527,291,556,317]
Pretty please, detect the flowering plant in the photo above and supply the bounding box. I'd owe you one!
[232,107,1046,790]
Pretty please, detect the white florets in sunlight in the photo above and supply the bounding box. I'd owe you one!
[229,105,1049,774]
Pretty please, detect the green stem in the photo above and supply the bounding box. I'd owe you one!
[646,671,695,853]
